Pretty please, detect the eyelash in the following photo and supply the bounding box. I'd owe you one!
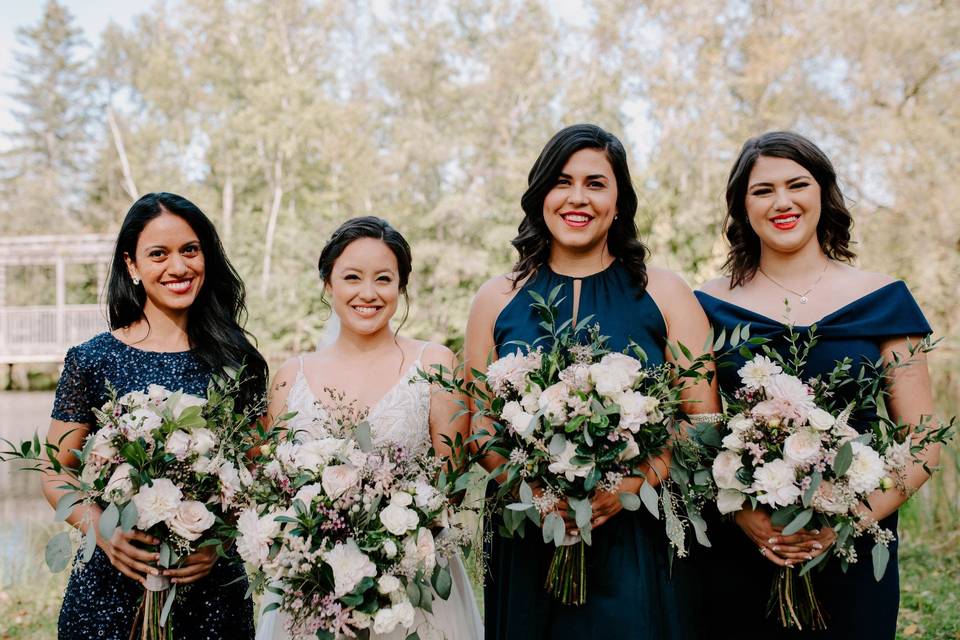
[752,183,809,196]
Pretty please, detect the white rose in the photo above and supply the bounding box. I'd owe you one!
[783,429,823,466]
[413,482,442,511]
[323,539,377,597]
[520,382,542,413]
[712,451,748,490]
[294,437,349,470]
[716,489,747,514]
[274,441,299,468]
[89,429,117,463]
[133,478,183,530]
[382,538,398,558]
[119,409,162,441]
[170,393,206,418]
[618,437,641,461]
[485,351,540,395]
[351,611,372,630]
[737,356,782,389]
[501,401,537,440]
[218,461,243,507]
[146,384,169,403]
[728,413,754,434]
[811,480,850,515]
[391,491,414,507]
[547,441,592,482]
[380,503,419,536]
[322,464,360,501]
[168,500,215,541]
[844,442,885,494]
[165,430,193,461]
[588,362,633,397]
[104,463,135,502]
[807,408,836,431]
[402,527,436,574]
[192,428,217,455]
[721,430,745,451]
[559,363,592,391]
[235,509,282,566]
[754,459,802,508]
[618,391,661,432]
[377,574,401,595]
[293,483,325,507]
[538,381,570,424]
[192,456,215,474]
[598,353,643,385]
[373,607,402,635]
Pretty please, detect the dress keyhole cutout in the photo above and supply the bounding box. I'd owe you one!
[571,278,582,327]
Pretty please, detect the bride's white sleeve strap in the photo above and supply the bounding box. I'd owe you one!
[416,341,431,363]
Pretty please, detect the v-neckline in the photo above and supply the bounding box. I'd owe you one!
[299,359,421,419]
[696,281,902,329]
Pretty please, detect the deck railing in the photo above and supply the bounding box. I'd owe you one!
[0,305,107,363]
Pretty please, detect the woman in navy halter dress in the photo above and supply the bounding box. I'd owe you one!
[695,132,941,639]
[42,193,267,639]
[466,125,718,639]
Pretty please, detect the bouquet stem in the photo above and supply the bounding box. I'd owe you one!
[133,575,173,640]
[768,566,826,631]
[544,540,586,606]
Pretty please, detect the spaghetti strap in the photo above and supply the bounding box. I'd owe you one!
[415,341,430,363]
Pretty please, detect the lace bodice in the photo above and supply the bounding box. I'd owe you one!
[284,347,432,453]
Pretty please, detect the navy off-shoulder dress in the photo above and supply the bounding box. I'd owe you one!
[695,281,931,640]
[484,261,701,640]
[51,332,254,640]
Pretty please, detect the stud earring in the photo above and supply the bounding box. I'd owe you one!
[132,276,141,285]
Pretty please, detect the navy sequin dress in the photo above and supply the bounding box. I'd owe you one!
[695,282,931,640]
[484,261,700,640]
[51,332,255,640]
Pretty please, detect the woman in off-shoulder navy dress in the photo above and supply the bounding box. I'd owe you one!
[695,132,941,639]
[466,124,719,639]
[44,193,268,639]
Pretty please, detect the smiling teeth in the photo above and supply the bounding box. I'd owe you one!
[164,281,191,293]
[565,215,590,222]
[353,306,379,314]
[775,216,799,223]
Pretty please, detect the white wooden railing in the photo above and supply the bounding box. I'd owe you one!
[0,305,107,363]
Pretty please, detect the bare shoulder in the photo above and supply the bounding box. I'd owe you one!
[272,356,301,386]
[834,264,897,295]
[698,276,734,298]
[417,341,456,369]
[469,273,522,323]
[645,265,697,308]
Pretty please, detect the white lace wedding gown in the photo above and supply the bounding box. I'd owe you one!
[256,348,484,640]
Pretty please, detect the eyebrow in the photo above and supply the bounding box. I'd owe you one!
[748,174,812,188]
[558,172,609,180]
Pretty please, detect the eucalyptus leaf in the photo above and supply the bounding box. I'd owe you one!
[54,491,81,522]
[98,502,120,541]
[802,472,822,508]
[781,508,813,536]
[45,531,73,572]
[619,492,641,511]
[872,543,890,582]
[548,433,567,456]
[834,442,853,476]
[798,548,830,576]
[159,583,177,626]
[120,501,138,532]
[690,513,711,547]
[519,481,534,506]
[432,565,452,600]
[354,422,373,453]
[638,481,660,520]
[81,527,97,562]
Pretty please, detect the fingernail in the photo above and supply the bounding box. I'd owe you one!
[813,542,822,550]
[811,529,819,535]
[768,538,776,544]
[772,546,779,552]
[806,555,813,560]
[152,569,159,576]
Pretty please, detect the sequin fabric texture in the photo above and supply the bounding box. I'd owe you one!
[51,332,254,639]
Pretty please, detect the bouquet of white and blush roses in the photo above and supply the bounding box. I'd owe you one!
[426,286,714,605]
[236,393,472,640]
[712,328,954,630]
[2,370,266,640]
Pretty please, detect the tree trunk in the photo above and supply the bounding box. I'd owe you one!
[107,106,138,200]
[260,154,284,297]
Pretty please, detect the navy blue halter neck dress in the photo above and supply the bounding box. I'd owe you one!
[485,260,700,640]
[51,332,255,640]
[695,282,931,640]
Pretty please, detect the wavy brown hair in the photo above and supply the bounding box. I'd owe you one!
[723,131,856,286]
[511,123,648,295]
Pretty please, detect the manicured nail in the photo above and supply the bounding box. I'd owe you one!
[811,529,819,535]
[151,568,159,576]
[772,546,779,552]
[768,538,776,544]
[813,542,822,550]
[806,555,813,560]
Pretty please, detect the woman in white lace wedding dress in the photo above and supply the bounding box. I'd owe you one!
[257,217,483,640]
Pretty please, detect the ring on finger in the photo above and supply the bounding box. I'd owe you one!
[758,546,766,556]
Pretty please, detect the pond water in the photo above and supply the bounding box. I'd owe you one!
[0,392,63,587]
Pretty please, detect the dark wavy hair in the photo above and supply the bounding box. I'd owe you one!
[512,123,648,294]
[106,192,268,411]
[317,216,413,338]
[723,131,856,286]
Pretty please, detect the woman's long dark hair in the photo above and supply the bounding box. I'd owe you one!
[512,123,648,294]
[106,192,268,410]
[317,216,413,339]
[723,131,856,286]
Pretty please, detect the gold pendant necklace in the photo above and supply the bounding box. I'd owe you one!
[757,262,830,304]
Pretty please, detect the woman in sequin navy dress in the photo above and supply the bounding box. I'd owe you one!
[695,132,941,639]
[43,193,268,639]
[466,124,720,639]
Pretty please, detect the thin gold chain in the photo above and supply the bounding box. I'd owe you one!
[757,261,830,302]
